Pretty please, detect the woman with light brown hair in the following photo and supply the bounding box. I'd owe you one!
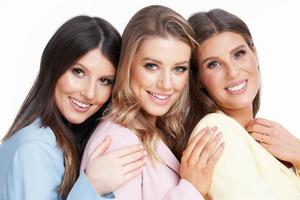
[81,5,224,199]
[188,8,300,200]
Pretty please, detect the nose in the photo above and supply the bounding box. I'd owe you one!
[81,79,96,100]
[226,62,240,79]
[157,69,174,90]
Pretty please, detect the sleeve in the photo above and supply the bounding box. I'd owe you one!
[163,179,205,200]
[67,171,115,200]
[81,124,142,200]
[6,141,65,200]
[6,141,112,200]
[191,114,276,200]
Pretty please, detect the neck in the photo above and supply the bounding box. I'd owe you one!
[222,107,253,128]
[143,111,157,126]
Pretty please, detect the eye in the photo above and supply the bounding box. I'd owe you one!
[144,63,158,70]
[98,78,114,86]
[234,49,246,59]
[207,60,221,69]
[72,68,85,78]
[174,66,188,73]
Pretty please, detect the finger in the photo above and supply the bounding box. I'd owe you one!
[189,127,218,165]
[198,132,223,165]
[122,168,143,184]
[122,158,146,175]
[260,141,271,149]
[251,132,271,144]
[89,136,112,161]
[253,118,274,128]
[119,150,147,166]
[114,144,144,158]
[184,127,209,157]
[247,124,271,136]
[207,142,225,169]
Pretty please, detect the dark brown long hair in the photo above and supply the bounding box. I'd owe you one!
[3,15,121,198]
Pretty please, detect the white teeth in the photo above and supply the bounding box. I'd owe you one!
[227,81,246,92]
[148,92,170,100]
[70,98,90,108]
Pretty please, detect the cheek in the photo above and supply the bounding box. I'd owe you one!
[95,87,112,105]
[56,73,81,96]
[131,69,154,96]
[200,72,218,90]
[245,57,260,85]
[175,74,188,91]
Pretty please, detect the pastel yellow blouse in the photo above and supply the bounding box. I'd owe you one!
[191,112,300,200]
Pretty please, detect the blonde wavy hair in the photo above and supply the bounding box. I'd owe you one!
[106,5,197,161]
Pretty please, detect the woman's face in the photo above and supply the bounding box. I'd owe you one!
[197,31,260,113]
[55,48,115,124]
[130,36,191,122]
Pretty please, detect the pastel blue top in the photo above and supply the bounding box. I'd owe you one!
[0,119,114,200]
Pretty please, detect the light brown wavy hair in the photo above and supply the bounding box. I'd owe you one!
[106,5,197,161]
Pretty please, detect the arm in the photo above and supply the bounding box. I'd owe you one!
[7,141,111,200]
[192,114,276,200]
[162,127,224,200]
[81,124,144,199]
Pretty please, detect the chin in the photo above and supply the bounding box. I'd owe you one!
[148,109,170,117]
[65,115,87,124]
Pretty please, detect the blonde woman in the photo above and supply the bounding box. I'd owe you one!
[81,5,224,199]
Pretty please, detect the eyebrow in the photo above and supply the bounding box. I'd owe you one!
[201,44,247,65]
[230,44,246,55]
[75,62,115,78]
[142,57,190,66]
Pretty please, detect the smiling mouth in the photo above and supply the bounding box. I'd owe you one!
[69,97,91,112]
[146,91,172,105]
[225,80,247,93]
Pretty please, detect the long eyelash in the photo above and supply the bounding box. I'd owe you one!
[72,68,84,76]
[207,61,219,69]
[100,78,114,85]
[236,50,246,57]
[144,63,157,69]
[177,66,188,72]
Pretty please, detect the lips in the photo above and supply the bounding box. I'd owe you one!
[69,97,91,112]
[225,80,247,94]
[146,91,172,105]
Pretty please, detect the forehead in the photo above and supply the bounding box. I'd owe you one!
[77,48,115,75]
[135,36,191,62]
[198,32,248,58]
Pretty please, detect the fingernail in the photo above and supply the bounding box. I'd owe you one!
[220,142,225,148]
[211,126,218,132]
[200,127,209,133]
[144,151,147,155]
[216,132,223,138]
[140,145,144,149]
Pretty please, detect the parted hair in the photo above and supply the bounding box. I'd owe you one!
[3,15,121,198]
[188,9,260,117]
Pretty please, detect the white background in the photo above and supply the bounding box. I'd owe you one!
[0,0,299,140]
